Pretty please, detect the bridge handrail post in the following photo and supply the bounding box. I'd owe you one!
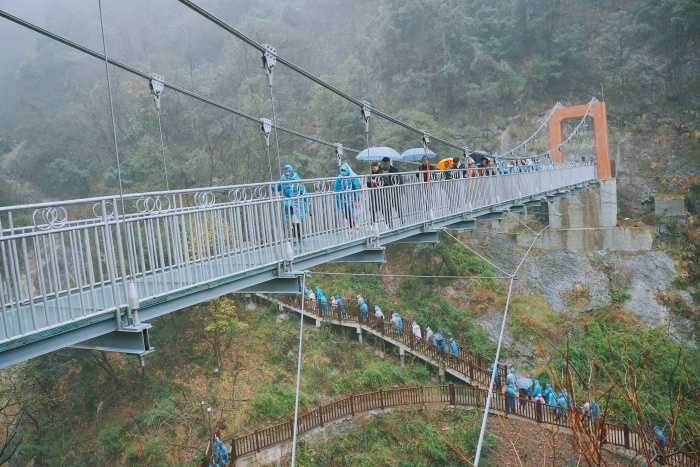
[449,383,456,406]
[623,424,630,449]
[379,388,384,410]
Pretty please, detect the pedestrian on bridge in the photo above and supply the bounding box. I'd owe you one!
[412,321,422,341]
[435,330,446,354]
[449,338,459,358]
[530,379,542,399]
[417,155,433,182]
[535,394,545,422]
[357,295,369,321]
[374,304,384,320]
[505,383,517,414]
[334,163,362,229]
[315,287,329,318]
[425,326,434,346]
[380,156,403,227]
[391,312,404,332]
[556,393,569,421]
[367,162,383,225]
[211,428,229,467]
[277,164,308,243]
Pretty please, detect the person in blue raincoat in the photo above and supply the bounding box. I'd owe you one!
[277,164,308,242]
[211,429,228,467]
[589,400,600,422]
[333,163,362,228]
[542,383,553,402]
[449,338,459,358]
[546,387,557,407]
[435,330,446,354]
[505,383,517,414]
[315,286,329,317]
[530,379,542,399]
[556,392,568,421]
[335,294,347,319]
[357,295,369,321]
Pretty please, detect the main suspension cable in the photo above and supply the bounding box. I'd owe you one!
[0,8,361,156]
[174,0,471,153]
[496,103,560,160]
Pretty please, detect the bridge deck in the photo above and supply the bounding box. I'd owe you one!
[0,165,596,364]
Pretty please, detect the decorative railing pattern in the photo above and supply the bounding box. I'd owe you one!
[230,384,699,466]
[0,164,595,342]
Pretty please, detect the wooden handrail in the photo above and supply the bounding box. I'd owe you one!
[229,384,698,466]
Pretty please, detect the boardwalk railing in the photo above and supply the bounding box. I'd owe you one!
[230,384,699,466]
[277,294,506,387]
[0,164,595,344]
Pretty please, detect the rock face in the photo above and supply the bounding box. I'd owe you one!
[520,249,611,312]
[469,222,695,341]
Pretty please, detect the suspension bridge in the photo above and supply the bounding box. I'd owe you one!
[0,4,606,365]
[0,3,612,369]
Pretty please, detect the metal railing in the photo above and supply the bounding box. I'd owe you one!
[0,163,595,343]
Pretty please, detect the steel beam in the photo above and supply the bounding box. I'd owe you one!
[333,248,386,263]
[71,324,154,356]
[239,276,303,294]
[475,211,505,221]
[445,220,476,231]
[395,231,439,244]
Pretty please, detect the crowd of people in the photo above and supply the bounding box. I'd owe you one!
[305,287,461,359]
[276,152,557,241]
[302,286,615,427]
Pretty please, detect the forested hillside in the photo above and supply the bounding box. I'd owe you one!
[0,0,699,465]
[0,0,698,212]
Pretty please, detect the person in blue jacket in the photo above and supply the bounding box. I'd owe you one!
[315,286,329,317]
[435,330,446,354]
[546,388,557,407]
[211,429,228,467]
[530,379,542,399]
[449,338,459,358]
[277,164,308,242]
[505,383,517,414]
[333,162,362,228]
[357,295,369,321]
[556,392,568,421]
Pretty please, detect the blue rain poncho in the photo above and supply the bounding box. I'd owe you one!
[211,437,229,466]
[278,164,308,221]
[315,287,329,316]
[505,384,517,413]
[589,400,600,420]
[531,379,542,398]
[435,331,446,353]
[449,338,459,357]
[654,425,667,448]
[333,163,362,213]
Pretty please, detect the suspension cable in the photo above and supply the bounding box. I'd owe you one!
[174,0,470,153]
[0,8,361,156]
[307,271,508,280]
[290,272,307,467]
[441,230,513,278]
[97,0,124,201]
[473,224,549,466]
[149,74,169,190]
[496,103,560,160]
